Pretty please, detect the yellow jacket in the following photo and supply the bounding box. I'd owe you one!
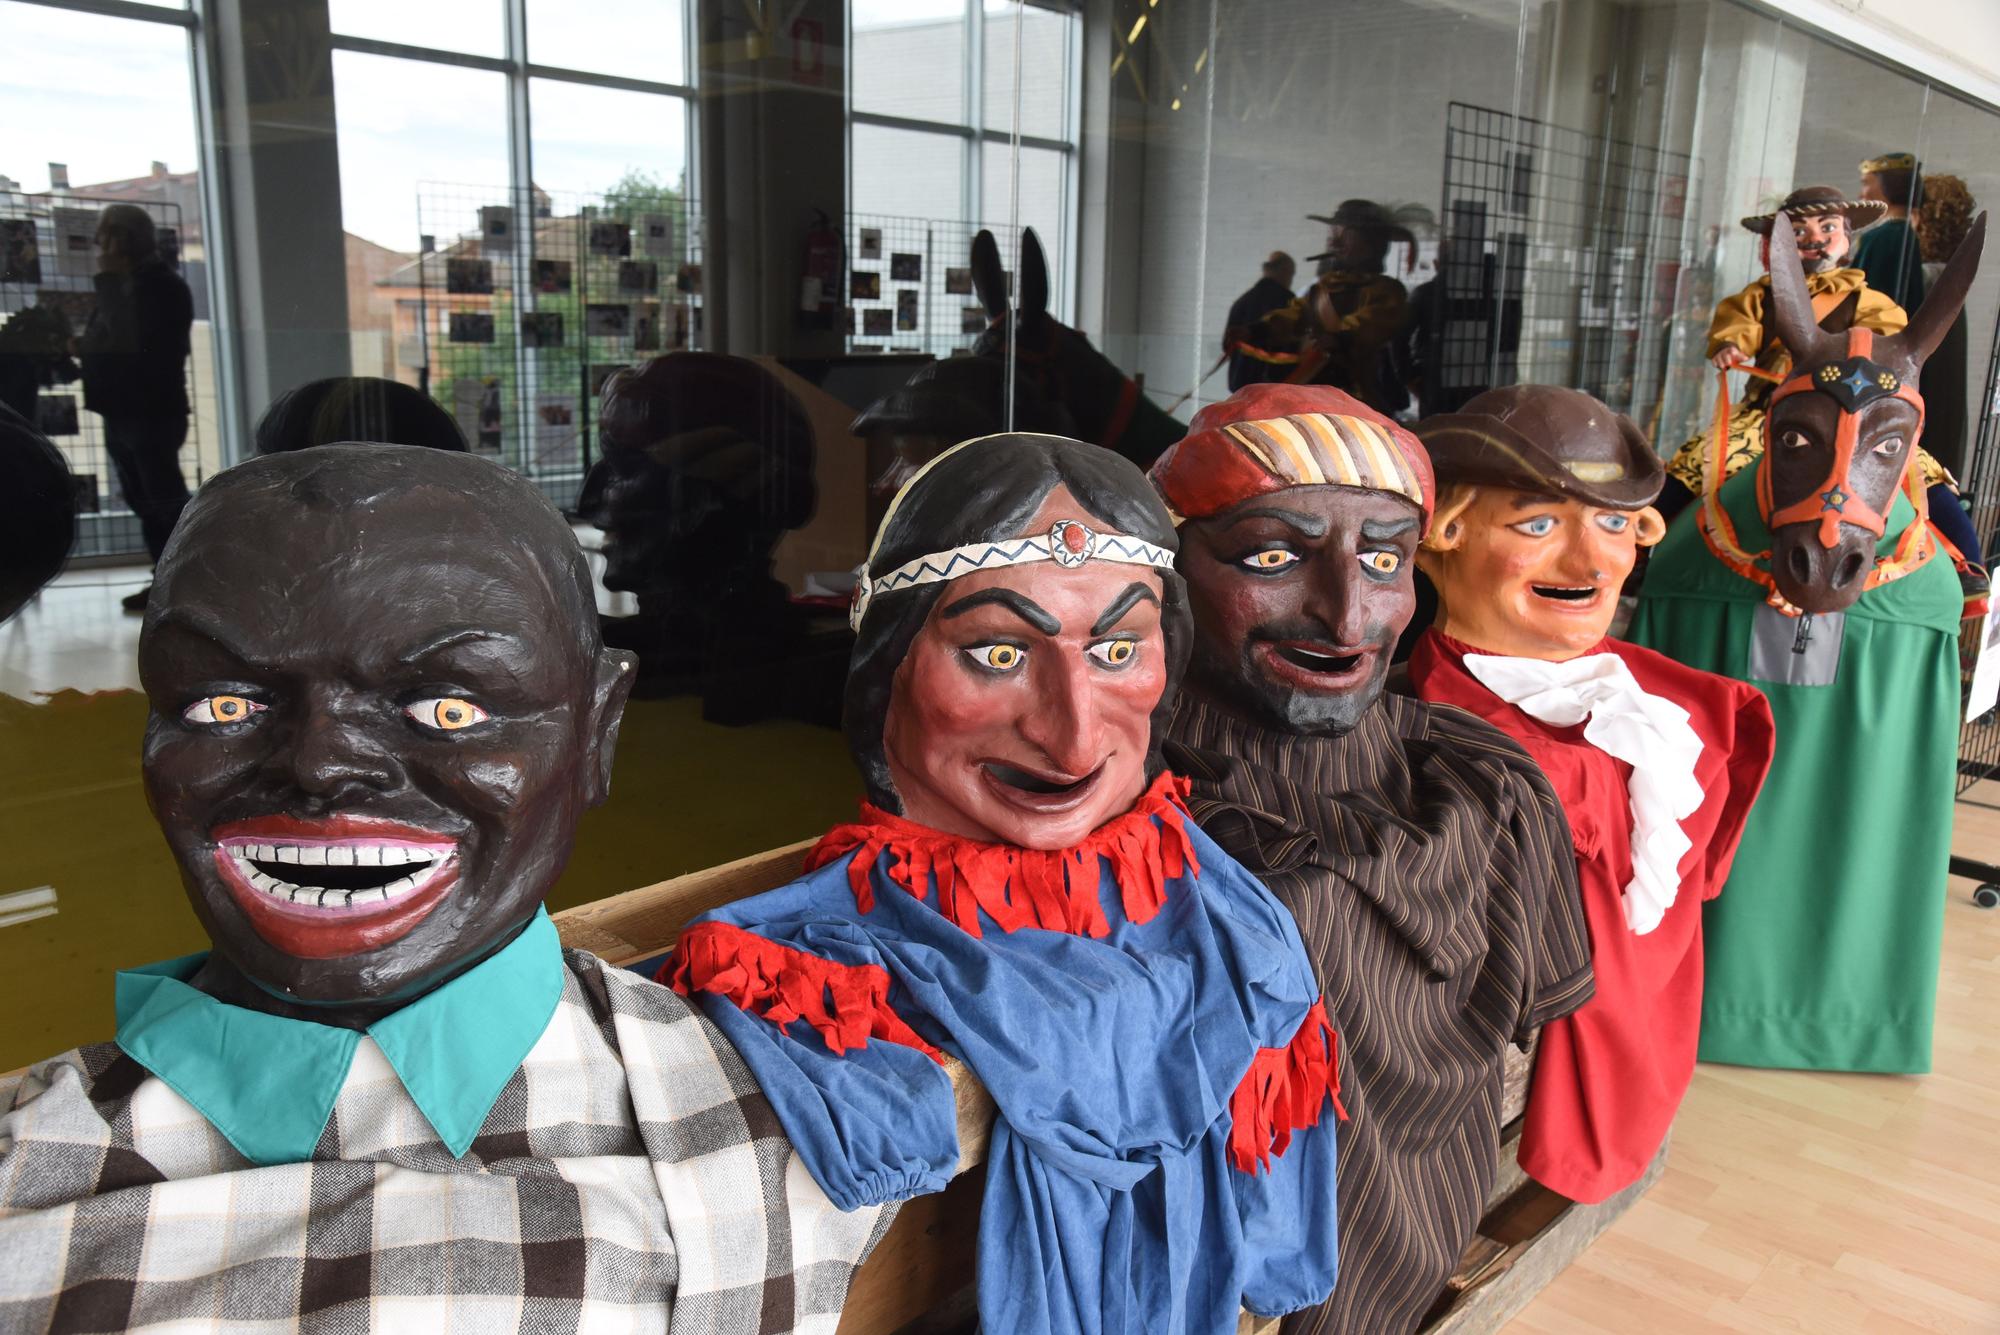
[1706,268,1906,374]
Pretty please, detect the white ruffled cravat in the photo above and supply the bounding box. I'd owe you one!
[1462,651,1705,936]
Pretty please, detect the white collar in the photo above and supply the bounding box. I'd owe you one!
[1462,650,1705,935]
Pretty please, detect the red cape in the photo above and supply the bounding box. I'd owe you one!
[1408,628,1773,1202]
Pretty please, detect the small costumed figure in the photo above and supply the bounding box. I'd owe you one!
[666,434,1345,1335]
[1149,384,1595,1335]
[1659,186,1984,574]
[1406,385,1774,1203]
[1629,214,1987,1073]
[1236,200,1414,413]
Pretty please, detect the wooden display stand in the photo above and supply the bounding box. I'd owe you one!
[552,842,1668,1335]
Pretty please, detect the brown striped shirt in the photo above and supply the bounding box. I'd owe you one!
[1166,693,1593,1335]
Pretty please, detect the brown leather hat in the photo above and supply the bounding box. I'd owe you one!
[1741,185,1887,235]
[1413,385,1663,509]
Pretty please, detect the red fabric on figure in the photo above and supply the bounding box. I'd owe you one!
[1409,628,1773,1202]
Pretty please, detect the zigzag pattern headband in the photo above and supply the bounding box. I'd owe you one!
[852,435,1175,631]
[852,519,1173,630]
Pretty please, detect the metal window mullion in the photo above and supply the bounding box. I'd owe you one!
[8,0,192,26]
[184,0,245,466]
[966,0,983,227]
[503,0,535,477]
[851,110,976,140]
[328,32,512,73]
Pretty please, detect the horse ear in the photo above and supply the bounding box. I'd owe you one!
[970,230,1008,319]
[1765,217,1830,366]
[1819,290,1861,334]
[1894,211,1986,369]
[1020,228,1049,317]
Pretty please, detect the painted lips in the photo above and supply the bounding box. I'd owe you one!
[209,815,461,959]
[1258,639,1372,691]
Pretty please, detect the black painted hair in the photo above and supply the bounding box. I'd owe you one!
[254,376,470,455]
[844,433,1190,810]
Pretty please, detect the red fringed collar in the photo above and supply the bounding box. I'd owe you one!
[806,771,1200,939]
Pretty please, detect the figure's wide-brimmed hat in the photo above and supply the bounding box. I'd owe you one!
[1305,199,1416,261]
[1412,384,1663,510]
[1740,185,1887,235]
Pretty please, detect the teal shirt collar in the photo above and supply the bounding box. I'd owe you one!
[115,908,565,1166]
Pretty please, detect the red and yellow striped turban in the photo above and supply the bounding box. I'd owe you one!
[1148,384,1434,532]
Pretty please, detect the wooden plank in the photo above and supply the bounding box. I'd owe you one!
[1421,1135,1671,1334]
[552,839,815,965]
[837,1169,985,1335]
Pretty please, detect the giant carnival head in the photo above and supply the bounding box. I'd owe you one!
[1415,385,1664,661]
[138,446,635,1009]
[846,434,1190,850]
[1755,210,1986,614]
[1740,185,1884,276]
[1149,383,1433,737]
[581,352,817,606]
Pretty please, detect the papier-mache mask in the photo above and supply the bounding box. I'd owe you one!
[138,445,635,1013]
[1415,385,1664,661]
[1148,383,1433,736]
[845,433,1189,851]
[1743,211,1988,614]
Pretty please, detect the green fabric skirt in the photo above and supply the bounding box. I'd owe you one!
[1629,470,1963,1072]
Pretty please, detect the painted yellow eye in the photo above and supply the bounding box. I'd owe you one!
[1242,549,1299,570]
[1360,550,1403,574]
[964,644,1026,672]
[182,694,265,726]
[1087,638,1138,667]
[406,697,490,731]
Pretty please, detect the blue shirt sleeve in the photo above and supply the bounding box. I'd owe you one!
[1230,1112,1340,1315]
[673,875,960,1213]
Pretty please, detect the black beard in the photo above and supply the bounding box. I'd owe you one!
[1189,620,1386,737]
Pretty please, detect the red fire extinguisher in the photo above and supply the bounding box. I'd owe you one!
[799,208,841,330]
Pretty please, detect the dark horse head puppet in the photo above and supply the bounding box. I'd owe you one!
[1755,208,1986,613]
[967,227,1186,470]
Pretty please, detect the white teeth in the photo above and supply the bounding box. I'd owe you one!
[297,846,328,865]
[327,847,355,867]
[275,846,301,864]
[347,887,389,907]
[355,847,382,867]
[225,847,450,911]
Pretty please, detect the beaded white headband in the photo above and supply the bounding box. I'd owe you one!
[851,519,1174,629]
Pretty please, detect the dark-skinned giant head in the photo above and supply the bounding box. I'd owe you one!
[138,445,635,1010]
[1758,210,1986,613]
[1149,384,1433,736]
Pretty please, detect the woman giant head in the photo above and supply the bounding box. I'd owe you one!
[846,434,1191,850]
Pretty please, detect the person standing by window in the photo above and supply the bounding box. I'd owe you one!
[1856,151,1927,311]
[1914,173,1977,479]
[79,204,193,612]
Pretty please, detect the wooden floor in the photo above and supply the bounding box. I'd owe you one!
[1509,782,2000,1333]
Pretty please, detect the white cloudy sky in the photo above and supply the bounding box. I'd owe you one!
[5,0,1040,254]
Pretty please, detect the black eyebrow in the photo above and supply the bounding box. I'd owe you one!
[1092,582,1160,635]
[395,628,531,667]
[940,587,1061,635]
[1223,506,1329,539]
[149,608,260,666]
[1360,516,1421,541]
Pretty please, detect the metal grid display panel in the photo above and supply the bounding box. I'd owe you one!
[415,183,703,514]
[0,190,202,559]
[843,213,1019,361]
[1438,102,1699,428]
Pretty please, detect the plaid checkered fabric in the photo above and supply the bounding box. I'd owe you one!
[0,950,894,1334]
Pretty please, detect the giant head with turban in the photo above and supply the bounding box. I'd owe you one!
[1149,383,1433,735]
